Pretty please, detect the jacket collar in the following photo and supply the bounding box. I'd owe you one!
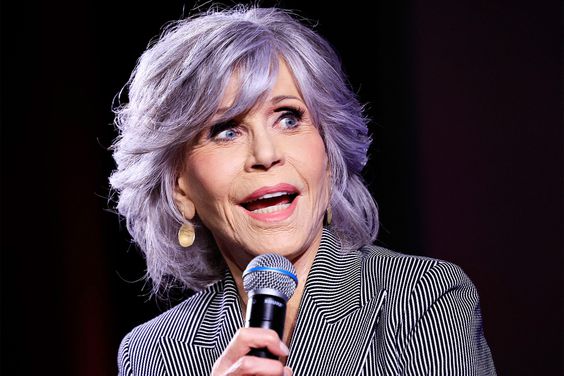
[302,228,374,321]
[159,228,386,375]
[285,229,386,374]
[158,270,243,375]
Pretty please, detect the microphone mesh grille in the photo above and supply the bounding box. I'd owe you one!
[242,254,298,301]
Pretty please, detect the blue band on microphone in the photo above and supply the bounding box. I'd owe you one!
[245,266,298,284]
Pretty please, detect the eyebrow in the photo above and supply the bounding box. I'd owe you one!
[271,95,303,104]
[215,95,304,115]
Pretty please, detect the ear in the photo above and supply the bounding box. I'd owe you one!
[173,174,196,220]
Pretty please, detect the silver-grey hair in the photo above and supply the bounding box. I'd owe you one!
[110,6,378,295]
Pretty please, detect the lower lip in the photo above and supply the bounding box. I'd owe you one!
[242,196,299,222]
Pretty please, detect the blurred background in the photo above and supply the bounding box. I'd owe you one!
[1,0,561,374]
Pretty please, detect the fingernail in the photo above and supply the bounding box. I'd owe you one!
[284,367,293,376]
[280,341,289,356]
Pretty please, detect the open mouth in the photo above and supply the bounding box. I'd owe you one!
[240,192,299,214]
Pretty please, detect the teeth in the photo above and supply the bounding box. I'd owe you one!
[251,203,291,214]
[247,191,291,203]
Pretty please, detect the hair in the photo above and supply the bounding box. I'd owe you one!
[110,5,378,296]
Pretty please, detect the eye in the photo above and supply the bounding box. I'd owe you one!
[280,114,299,129]
[276,107,304,130]
[215,128,238,141]
[209,120,240,141]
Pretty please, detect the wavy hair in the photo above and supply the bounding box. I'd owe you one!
[110,6,378,295]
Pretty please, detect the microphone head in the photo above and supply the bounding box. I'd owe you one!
[242,254,298,302]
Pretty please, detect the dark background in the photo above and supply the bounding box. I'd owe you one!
[1,0,562,374]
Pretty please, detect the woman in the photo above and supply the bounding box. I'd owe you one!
[110,6,495,375]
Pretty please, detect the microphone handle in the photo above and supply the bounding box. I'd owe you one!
[245,294,286,359]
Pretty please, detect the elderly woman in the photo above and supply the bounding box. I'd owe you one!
[111,6,495,376]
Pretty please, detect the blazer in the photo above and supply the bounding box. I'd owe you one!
[118,229,496,375]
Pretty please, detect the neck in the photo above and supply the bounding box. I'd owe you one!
[223,229,323,348]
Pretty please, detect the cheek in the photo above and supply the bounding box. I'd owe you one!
[291,133,330,193]
[186,148,243,204]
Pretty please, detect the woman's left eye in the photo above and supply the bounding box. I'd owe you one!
[277,108,304,129]
[280,114,299,129]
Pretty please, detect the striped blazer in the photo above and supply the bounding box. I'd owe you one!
[118,229,496,375]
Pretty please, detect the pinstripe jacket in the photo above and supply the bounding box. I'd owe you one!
[118,229,496,375]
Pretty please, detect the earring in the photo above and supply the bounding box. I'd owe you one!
[324,205,332,226]
[178,222,195,247]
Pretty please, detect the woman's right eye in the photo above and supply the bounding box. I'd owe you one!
[209,121,239,141]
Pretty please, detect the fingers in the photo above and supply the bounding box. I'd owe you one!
[212,327,291,376]
[223,328,288,363]
[224,356,291,375]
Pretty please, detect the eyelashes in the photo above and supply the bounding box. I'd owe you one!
[208,105,306,141]
[276,106,305,126]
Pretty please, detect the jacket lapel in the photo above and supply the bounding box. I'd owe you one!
[287,229,387,375]
[159,271,244,375]
[157,229,386,375]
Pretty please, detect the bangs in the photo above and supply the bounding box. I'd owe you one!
[210,47,281,123]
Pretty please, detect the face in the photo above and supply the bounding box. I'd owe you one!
[174,60,331,270]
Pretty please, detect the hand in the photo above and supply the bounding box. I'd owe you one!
[211,327,293,376]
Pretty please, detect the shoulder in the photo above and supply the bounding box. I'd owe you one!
[117,280,222,376]
[356,246,496,373]
[356,244,478,306]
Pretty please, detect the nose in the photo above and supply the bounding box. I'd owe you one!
[245,127,284,171]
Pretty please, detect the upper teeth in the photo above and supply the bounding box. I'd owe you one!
[246,192,291,203]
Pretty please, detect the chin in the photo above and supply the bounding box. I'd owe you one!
[247,227,319,259]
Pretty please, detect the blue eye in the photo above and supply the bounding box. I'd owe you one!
[216,128,238,140]
[280,115,299,129]
[209,120,239,141]
[277,107,304,129]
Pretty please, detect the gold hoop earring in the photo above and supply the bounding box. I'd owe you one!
[178,222,195,247]
[324,205,332,226]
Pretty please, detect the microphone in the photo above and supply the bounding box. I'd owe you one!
[242,254,298,359]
